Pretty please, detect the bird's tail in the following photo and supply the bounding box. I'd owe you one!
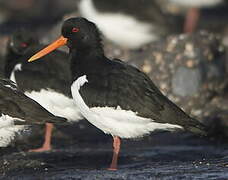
[185,122,208,137]
[203,111,228,139]
[186,114,228,140]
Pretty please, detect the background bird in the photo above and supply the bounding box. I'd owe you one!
[78,0,181,49]
[166,0,224,33]
[4,29,82,152]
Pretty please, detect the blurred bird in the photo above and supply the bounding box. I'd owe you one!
[78,0,180,49]
[167,0,223,33]
[0,78,66,147]
[4,29,82,152]
[28,17,211,170]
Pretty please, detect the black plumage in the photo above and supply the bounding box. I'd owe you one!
[63,18,206,136]
[4,29,71,96]
[0,79,67,124]
[4,29,73,152]
[29,17,209,169]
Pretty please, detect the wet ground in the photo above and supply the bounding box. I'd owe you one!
[0,121,227,179]
[1,147,228,179]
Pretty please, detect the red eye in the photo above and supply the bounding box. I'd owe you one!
[21,42,27,47]
[72,27,79,33]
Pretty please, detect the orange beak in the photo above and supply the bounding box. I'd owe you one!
[28,36,68,62]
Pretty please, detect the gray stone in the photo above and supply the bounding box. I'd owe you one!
[172,67,202,97]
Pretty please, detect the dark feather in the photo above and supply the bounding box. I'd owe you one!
[0,79,67,124]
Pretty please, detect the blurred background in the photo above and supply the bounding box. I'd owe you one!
[0,0,227,130]
[0,0,228,178]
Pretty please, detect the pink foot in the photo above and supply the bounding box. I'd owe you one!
[107,136,121,170]
[28,123,53,152]
[28,145,52,152]
[107,167,117,171]
[184,8,200,33]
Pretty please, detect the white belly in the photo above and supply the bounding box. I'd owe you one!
[25,89,83,122]
[88,106,183,138]
[9,63,83,122]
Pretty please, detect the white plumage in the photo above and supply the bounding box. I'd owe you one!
[10,63,22,83]
[71,75,183,139]
[0,79,28,147]
[10,64,83,123]
[25,89,83,122]
[0,115,27,147]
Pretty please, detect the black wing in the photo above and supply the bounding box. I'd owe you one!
[0,79,67,124]
[10,46,72,97]
[80,58,205,130]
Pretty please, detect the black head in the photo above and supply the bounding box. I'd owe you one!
[27,17,104,63]
[8,29,39,55]
[61,17,103,51]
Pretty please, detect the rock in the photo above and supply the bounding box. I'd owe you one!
[172,66,202,97]
[128,31,228,137]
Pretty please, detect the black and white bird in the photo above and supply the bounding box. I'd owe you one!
[0,78,66,147]
[78,0,178,49]
[28,17,208,170]
[4,29,82,152]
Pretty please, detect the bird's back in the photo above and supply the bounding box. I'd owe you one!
[6,45,72,97]
[77,58,207,136]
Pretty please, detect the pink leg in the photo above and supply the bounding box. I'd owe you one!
[29,123,53,152]
[184,8,200,33]
[108,136,121,170]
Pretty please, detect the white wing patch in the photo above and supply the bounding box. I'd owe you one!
[25,89,83,122]
[79,0,156,49]
[71,75,183,139]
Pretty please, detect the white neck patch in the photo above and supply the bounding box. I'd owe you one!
[10,63,22,84]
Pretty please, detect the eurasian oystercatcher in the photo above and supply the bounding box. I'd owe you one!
[28,17,208,170]
[4,29,82,152]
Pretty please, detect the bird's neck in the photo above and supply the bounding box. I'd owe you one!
[4,47,22,78]
[70,48,107,80]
